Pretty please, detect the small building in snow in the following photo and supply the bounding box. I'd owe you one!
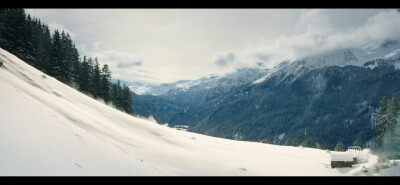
[330,146,362,168]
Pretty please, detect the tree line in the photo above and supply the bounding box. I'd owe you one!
[267,92,400,158]
[0,9,133,114]
[258,133,365,152]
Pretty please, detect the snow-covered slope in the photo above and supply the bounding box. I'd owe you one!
[0,48,398,176]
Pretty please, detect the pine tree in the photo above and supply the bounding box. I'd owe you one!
[100,64,111,103]
[121,84,133,113]
[111,80,122,109]
[302,135,314,148]
[50,29,64,81]
[59,31,75,83]
[392,116,400,157]
[38,24,53,74]
[335,141,344,152]
[353,135,364,149]
[23,14,35,64]
[310,139,316,148]
[292,138,298,147]
[91,58,101,98]
[261,138,270,144]
[284,138,292,146]
[387,93,399,131]
[78,56,92,93]
[376,96,389,151]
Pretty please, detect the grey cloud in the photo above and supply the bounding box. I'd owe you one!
[215,52,236,67]
[117,61,143,68]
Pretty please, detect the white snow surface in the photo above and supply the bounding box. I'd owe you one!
[0,48,399,176]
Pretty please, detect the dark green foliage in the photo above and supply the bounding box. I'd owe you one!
[260,138,271,144]
[109,80,133,114]
[301,135,317,148]
[121,84,134,113]
[292,139,298,147]
[335,141,344,152]
[376,96,389,143]
[91,58,101,98]
[0,8,134,115]
[111,80,122,108]
[375,93,400,159]
[100,64,111,103]
[353,135,364,149]
[78,56,92,93]
[284,138,292,146]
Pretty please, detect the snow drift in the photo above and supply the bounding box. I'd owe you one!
[0,48,399,176]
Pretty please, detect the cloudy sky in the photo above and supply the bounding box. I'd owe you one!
[25,9,400,84]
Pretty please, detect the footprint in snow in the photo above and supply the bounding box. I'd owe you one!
[239,167,246,171]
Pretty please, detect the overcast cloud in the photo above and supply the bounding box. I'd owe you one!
[25,9,395,84]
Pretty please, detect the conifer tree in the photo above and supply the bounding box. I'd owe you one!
[302,135,314,148]
[111,80,122,109]
[376,96,389,151]
[50,29,64,81]
[121,84,133,113]
[335,141,344,152]
[91,58,101,98]
[292,138,298,147]
[79,56,92,93]
[100,64,111,103]
[40,24,53,74]
[387,93,399,131]
[284,138,292,146]
[353,135,364,149]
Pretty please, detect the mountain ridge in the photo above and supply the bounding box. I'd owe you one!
[130,42,400,149]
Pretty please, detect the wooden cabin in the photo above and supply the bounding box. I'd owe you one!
[330,146,362,168]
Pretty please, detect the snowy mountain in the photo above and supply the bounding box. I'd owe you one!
[254,41,400,85]
[5,47,399,176]
[114,79,191,96]
[161,68,270,106]
[190,42,400,148]
[130,41,400,150]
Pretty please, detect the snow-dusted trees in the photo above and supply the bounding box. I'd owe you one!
[375,93,400,159]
